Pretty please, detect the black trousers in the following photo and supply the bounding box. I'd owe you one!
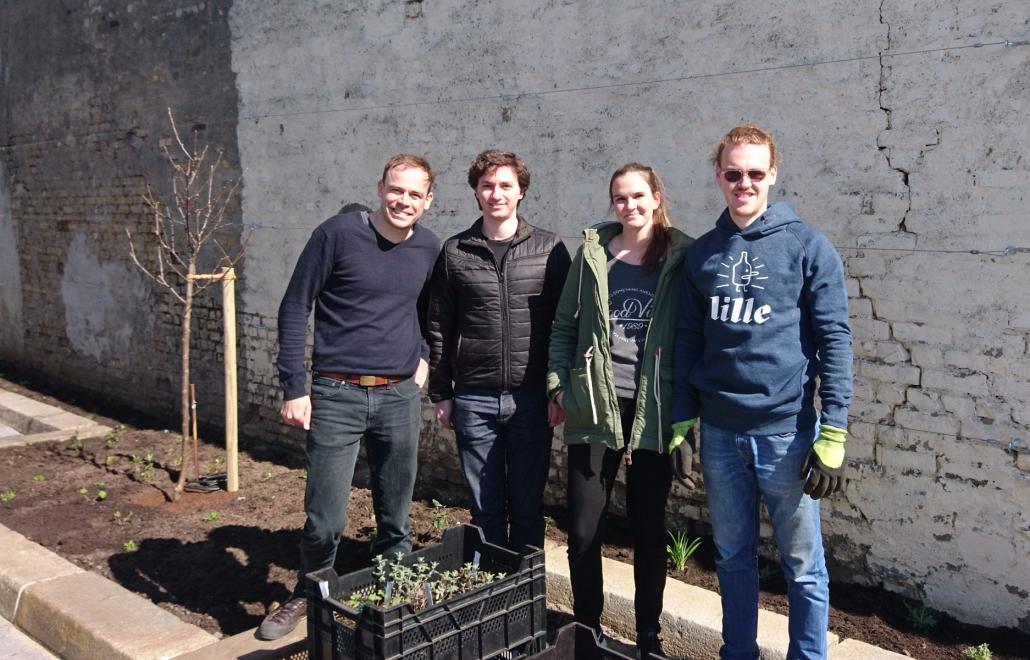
[566,398,673,634]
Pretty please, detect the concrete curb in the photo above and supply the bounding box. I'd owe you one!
[543,539,907,660]
[0,389,111,449]
[0,615,58,659]
[16,572,216,660]
[174,624,307,659]
[0,525,216,660]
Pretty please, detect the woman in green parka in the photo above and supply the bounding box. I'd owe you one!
[547,163,693,659]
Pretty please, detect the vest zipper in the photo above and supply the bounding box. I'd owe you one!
[498,248,510,390]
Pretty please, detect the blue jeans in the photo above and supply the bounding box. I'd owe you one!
[700,421,829,660]
[452,387,552,552]
[295,374,421,593]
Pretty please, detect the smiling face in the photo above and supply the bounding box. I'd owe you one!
[475,165,524,224]
[375,164,434,236]
[716,143,777,228]
[610,171,661,231]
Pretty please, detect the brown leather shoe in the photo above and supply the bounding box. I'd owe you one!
[257,597,307,640]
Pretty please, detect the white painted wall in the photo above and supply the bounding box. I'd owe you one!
[60,231,154,366]
[229,0,1030,630]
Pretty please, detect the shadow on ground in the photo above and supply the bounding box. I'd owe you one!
[107,525,371,635]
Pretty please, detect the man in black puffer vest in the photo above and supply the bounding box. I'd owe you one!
[428,150,570,552]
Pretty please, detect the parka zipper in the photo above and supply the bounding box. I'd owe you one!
[654,345,663,454]
[584,346,598,425]
[573,250,585,320]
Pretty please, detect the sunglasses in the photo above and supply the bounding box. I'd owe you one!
[721,169,768,183]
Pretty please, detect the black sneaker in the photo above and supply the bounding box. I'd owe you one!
[257,597,307,640]
[636,630,667,659]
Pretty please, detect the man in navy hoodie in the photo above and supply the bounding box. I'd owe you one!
[672,125,852,660]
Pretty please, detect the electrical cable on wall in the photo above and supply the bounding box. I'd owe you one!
[0,36,1025,153]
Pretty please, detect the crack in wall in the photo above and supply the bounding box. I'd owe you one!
[876,0,915,238]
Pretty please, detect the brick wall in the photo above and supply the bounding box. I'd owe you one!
[0,0,242,429]
[2,0,1027,632]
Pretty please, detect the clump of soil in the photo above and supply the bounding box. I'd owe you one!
[0,376,1026,659]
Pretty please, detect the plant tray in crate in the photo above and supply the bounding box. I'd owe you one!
[529,623,633,660]
[306,524,547,660]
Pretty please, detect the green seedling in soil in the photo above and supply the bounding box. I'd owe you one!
[105,454,115,466]
[32,474,45,482]
[122,539,138,551]
[78,483,107,501]
[666,530,702,572]
[140,452,155,481]
[758,565,779,582]
[171,455,183,468]
[1,489,15,503]
[298,469,307,480]
[905,601,939,632]
[430,499,449,530]
[963,643,992,660]
[202,511,221,523]
[105,425,125,448]
[112,510,135,524]
[261,470,273,481]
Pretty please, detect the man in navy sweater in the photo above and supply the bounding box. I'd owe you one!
[259,154,441,640]
[672,125,853,660]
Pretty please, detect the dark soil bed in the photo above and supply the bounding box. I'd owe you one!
[0,375,1025,659]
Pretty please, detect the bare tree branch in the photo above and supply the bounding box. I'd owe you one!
[125,107,247,500]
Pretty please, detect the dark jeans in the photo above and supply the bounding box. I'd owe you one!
[452,387,552,552]
[294,374,421,594]
[566,398,672,634]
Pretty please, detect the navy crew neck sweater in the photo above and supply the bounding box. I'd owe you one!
[276,211,441,400]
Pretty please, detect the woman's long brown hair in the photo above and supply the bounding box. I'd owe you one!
[609,162,672,275]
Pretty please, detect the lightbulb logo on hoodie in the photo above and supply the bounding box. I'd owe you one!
[711,250,772,324]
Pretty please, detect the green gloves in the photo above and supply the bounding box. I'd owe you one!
[669,419,698,489]
[800,424,847,499]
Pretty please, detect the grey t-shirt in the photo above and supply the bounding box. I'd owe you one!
[485,236,513,268]
[607,249,660,399]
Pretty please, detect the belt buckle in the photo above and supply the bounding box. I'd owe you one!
[358,375,378,387]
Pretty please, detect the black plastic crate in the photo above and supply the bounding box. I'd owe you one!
[306,524,547,660]
[529,623,633,660]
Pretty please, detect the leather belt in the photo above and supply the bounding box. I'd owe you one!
[317,372,404,387]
